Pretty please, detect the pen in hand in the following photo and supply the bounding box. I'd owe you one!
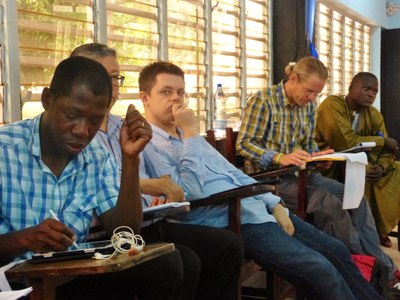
[49,209,79,249]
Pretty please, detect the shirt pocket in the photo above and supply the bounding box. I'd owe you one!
[62,194,98,242]
[297,122,310,145]
[268,121,287,151]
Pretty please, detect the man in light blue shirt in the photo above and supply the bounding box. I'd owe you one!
[71,43,244,300]
[138,61,384,300]
[0,56,182,299]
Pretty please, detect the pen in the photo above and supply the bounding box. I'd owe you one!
[49,209,79,249]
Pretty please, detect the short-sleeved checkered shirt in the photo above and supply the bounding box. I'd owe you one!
[0,115,120,244]
[237,81,319,169]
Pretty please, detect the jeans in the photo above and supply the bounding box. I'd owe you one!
[309,171,397,280]
[279,171,396,280]
[241,214,383,300]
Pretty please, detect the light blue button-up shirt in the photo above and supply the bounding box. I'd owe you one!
[0,115,120,246]
[142,124,284,228]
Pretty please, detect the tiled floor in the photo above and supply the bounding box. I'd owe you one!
[382,231,400,267]
[241,229,400,300]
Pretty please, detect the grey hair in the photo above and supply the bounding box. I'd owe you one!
[70,43,117,59]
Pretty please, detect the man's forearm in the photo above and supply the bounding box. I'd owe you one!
[105,155,143,234]
[0,231,29,264]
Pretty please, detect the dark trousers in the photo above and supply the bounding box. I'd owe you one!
[140,220,243,300]
[56,249,183,300]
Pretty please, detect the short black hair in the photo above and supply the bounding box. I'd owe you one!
[50,56,112,105]
[349,72,378,91]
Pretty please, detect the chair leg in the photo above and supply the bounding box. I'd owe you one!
[266,271,274,299]
[388,221,400,251]
[397,221,400,251]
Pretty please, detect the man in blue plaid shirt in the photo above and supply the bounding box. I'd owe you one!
[0,56,182,299]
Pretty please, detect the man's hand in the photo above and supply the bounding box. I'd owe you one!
[277,149,311,168]
[272,204,294,236]
[22,219,77,253]
[172,104,198,138]
[384,137,398,156]
[143,175,185,203]
[366,164,384,183]
[311,149,335,170]
[120,104,152,156]
[158,175,185,201]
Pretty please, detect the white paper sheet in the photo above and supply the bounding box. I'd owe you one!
[0,287,32,300]
[340,152,368,209]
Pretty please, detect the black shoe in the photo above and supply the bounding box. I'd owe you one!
[380,234,392,248]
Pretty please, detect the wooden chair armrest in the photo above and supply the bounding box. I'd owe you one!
[249,165,301,180]
[248,165,309,221]
[190,179,279,209]
[143,205,190,221]
[190,180,278,234]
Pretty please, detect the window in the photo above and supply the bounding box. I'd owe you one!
[245,0,270,95]
[0,4,3,124]
[3,0,271,134]
[167,0,206,131]
[209,0,270,130]
[316,2,371,100]
[106,0,158,116]
[17,0,95,119]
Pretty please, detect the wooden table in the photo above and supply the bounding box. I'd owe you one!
[6,243,175,300]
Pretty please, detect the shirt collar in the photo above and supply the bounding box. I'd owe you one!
[150,123,183,141]
[277,81,294,108]
[28,114,43,158]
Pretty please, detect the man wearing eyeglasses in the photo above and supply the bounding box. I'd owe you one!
[70,43,243,300]
[236,57,400,294]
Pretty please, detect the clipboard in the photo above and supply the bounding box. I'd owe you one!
[337,142,376,153]
[29,240,115,264]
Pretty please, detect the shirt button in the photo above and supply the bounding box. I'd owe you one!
[80,206,85,210]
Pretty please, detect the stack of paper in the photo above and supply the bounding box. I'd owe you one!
[308,152,368,209]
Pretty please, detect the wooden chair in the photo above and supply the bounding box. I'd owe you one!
[6,243,175,300]
[206,128,309,300]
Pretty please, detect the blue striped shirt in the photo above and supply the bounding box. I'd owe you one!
[0,115,120,245]
[94,114,124,171]
[93,114,156,209]
[237,81,319,169]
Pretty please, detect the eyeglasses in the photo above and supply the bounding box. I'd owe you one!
[110,75,125,87]
[304,90,322,98]
[300,81,322,98]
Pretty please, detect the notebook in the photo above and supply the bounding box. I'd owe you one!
[29,240,115,264]
[143,201,190,213]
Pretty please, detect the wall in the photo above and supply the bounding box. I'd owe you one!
[335,0,389,28]
[387,0,400,28]
[321,0,400,110]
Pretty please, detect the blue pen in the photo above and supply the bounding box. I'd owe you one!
[49,209,79,249]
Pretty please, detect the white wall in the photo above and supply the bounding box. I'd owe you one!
[321,0,400,110]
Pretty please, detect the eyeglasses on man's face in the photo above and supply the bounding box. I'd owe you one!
[110,75,125,87]
[299,80,322,98]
